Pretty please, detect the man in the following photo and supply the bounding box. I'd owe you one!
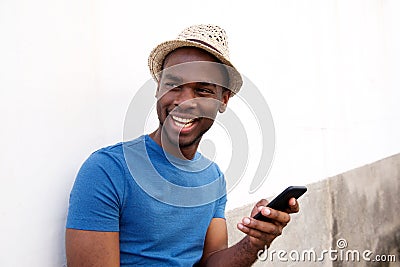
[66,24,299,266]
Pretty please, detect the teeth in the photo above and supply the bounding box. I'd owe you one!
[172,115,194,124]
[173,121,194,128]
[174,121,185,128]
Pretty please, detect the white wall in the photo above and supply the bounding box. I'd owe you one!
[0,0,399,266]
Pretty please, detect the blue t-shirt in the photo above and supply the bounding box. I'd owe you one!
[66,135,227,266]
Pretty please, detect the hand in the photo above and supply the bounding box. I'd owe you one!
[237,198,299,250]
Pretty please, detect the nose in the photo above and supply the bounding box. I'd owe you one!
[174,86,198,109]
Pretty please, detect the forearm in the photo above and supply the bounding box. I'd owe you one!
[202,236,261,267]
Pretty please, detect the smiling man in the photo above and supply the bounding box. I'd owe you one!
[66,24,299,266]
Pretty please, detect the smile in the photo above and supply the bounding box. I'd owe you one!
[171,115,196,128]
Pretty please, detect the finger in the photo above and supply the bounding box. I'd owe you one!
[251,199,269,217]
[237,221,279,241]
[240,216,284,236]
[256,199,269,207]
[259,207,291,225]
[237,220,283,248]
[286,198,299,214]
[237,223,273,248]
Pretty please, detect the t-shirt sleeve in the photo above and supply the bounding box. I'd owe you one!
[213,194,227,219]
[213,165,227,219]
[66,150,125,232]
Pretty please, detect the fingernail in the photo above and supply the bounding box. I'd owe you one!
[263,208,271,216]
[289,198,296,206]
[243,217,251,225]
[257,206,263,211]
[238,223,244,229]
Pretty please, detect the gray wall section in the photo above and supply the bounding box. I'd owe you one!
[226,153,400,266]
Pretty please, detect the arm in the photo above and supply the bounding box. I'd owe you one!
[65,152,124,266]
[197,218,228,266]
[65,229,120,267]
[200,198,299,267]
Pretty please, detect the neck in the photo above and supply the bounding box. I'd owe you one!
[149,128,199,160]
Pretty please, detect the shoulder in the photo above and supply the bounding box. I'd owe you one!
[80,143,125,176]
[83,135,146,172]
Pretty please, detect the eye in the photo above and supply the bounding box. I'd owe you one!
[162,82,181,92]
[196,88,214,95]
[164,82,178,88]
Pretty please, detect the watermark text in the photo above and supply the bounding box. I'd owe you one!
[257,238,397,263]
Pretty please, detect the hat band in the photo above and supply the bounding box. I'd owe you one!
[187,39,221,55]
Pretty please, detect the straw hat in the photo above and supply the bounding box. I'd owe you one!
[148,24,243,94]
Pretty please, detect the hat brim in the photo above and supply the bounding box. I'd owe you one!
[148,39,243,94]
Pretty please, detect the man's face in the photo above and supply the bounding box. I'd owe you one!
[156,47,231,149]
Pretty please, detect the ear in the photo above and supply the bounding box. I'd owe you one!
[155,82,161,98]
[219,103,226,113]
[218,89,231,113]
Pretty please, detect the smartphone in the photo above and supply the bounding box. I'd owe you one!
[253,186,307,222]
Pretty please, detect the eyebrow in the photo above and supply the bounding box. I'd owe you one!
[162,74,219,88]
[198,82,217,88]
[162,73,183,83]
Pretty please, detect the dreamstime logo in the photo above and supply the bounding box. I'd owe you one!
[336,238,348,249]
[257,238,398,263]
[123,61,275,207]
